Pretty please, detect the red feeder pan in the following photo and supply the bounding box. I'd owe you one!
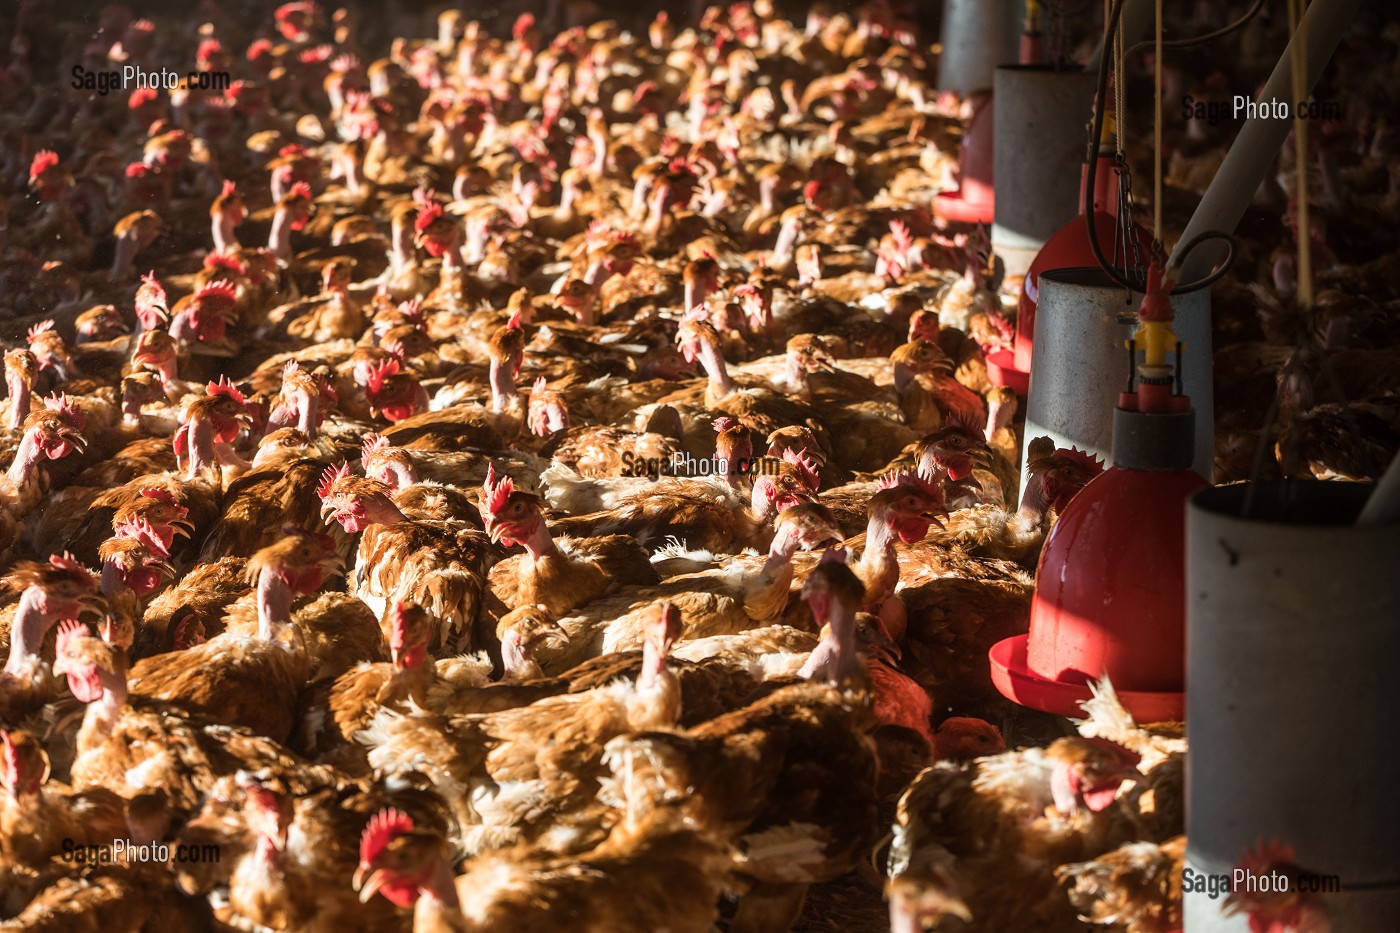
[985,348,1029,396]
[933,95,994,224]
[991,406,1206,723]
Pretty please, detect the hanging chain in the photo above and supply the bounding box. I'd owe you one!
[1110,19,1139,291]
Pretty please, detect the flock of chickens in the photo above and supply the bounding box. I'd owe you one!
[0,1,1393,931]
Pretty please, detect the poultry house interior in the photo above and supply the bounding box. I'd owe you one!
[1,0,1398,930]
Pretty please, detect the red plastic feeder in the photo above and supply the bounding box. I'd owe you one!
[990,462,1205,722]
[933,96,995,224]
[992,267,1204,723]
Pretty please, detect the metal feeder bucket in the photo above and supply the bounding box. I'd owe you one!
[991,65,1098,279]
[936,0,1020,96]
[1185,480,1400,931]
[1019,267,1214,503]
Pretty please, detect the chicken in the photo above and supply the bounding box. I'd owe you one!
[125,528,344,743]
[480,464,657,618]
[602,680,881,933]
[354,805,730,933]
[0,728,128,868]
[318,462,497,655]
[0,553,105,722]
[545,455,816,554]
[360,602,686,856]
[1056,835,1186,933]
[1220,839,1334,933]
[2,395,89,530]
[51,619,331,815]
[531,502,843,675]
[921,438,1104,565]
[0,2,1387,927]
[886,736,1144,932]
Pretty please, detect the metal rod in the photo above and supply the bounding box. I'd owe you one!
[1167,0,1363,280]
[1085,0,1154,72]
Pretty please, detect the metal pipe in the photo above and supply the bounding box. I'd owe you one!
[1356,451,1400,526]
[1167,0,1363,280]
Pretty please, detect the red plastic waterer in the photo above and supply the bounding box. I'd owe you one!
[985,152,1152,396]
[934,95,995,225]
[991,265,1204,723]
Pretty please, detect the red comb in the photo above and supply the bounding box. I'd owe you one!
[367,358,400,395]
[195,279,237,303]
[54,619,90,652]
[818,546,849,565]
[197,38,222,61]
[124,162,150,179]
[877,469,911,490]
[26,320,55,342]
[413,199,443,234]
[512,12,535,40]
[946,409,984,434]
[505,309,522,330]
[139,487,178,505]
[206,375,246,405]
[889,219,912,253]
[782,447,821,491]
[317,462,352,500]
[1236,838,1297,877]
[203,252,246,274]
[712,416,738,433]
[44,394,85,430]
[29,150,59,181]
[1057,446,1105,475]
[362,434,390,459]
[482,464,514,517]
[220,179,238,198]
[531,376,548,396]
[128,86,157,109]
[49,551,91,578]
[286,181,312,201]
[397,297,424,326]
[359,807,413,866]
[275,2,317,22]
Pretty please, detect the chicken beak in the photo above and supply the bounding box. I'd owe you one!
[969,447,994,467]
[544,624,571,647]
[170,517,194,537]
[353,864,383,901]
